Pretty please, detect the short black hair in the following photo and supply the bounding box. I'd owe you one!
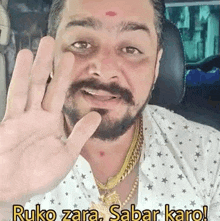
[48,0,165,48]
[149,0,165,48]
[48,0,65,38]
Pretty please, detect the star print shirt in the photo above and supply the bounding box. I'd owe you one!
[24,105,220,221]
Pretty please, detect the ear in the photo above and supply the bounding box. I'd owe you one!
[154,49,163,83]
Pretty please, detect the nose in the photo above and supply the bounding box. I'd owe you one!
[87,52,120,82]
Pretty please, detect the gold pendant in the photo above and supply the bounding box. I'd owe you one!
[90,191,121,221]
[90,202,112,221]
[100,190,121,208]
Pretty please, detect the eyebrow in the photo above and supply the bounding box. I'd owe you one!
[119,21,150,35]
[65,17,150,35]
[66,17,102,30]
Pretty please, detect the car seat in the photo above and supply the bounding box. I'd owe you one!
[149,19,186,107]
[149,19,220,130]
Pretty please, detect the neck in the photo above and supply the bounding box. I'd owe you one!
[81,122,136,183]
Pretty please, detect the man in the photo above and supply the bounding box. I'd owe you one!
[0,0,219,220]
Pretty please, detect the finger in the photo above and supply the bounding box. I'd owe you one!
[4,49,33,119]
[26,36,54,110]
[66,112,102,157]
[42,52,74,113]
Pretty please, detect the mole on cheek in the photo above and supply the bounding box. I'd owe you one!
[100,151,105,157]
[105,11,117,16]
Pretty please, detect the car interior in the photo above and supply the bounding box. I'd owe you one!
[0,0,219,130]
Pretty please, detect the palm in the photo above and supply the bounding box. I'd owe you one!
[0,37,101,203]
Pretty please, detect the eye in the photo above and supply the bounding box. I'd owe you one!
[121,47,142,55]
[72,41,92,49]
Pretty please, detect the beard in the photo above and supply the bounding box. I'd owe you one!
[62,78,153,141]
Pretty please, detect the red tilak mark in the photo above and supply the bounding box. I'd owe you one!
[106,11,117,16]
[100,151,105,157]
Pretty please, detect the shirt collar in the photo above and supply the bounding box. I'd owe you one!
[140,105,168,173]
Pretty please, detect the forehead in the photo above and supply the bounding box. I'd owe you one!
[59,0,156,35]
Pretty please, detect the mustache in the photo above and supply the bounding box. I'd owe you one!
[67,78,134,105]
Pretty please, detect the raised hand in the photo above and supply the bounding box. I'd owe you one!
[0,36,101,204]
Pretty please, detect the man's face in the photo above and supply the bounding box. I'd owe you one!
[54,0,162,140]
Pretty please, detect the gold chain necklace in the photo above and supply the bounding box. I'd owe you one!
[90,116,143,220]
[95,116,143,190]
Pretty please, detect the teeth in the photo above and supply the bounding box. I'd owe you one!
[84,88,96,95]
[82,88,115,97]
[82,88,119,100]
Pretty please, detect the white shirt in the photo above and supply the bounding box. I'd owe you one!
[24,105,220,221]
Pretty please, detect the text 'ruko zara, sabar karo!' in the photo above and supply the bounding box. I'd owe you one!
[13,204,208,221]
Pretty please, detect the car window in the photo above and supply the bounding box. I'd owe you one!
[165,3,219,63]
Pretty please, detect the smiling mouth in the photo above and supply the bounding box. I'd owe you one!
[81,88,120,101]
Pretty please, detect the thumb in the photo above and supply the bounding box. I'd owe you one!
[66,111,102,157]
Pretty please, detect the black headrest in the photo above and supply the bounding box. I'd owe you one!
[149,19,185,107]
